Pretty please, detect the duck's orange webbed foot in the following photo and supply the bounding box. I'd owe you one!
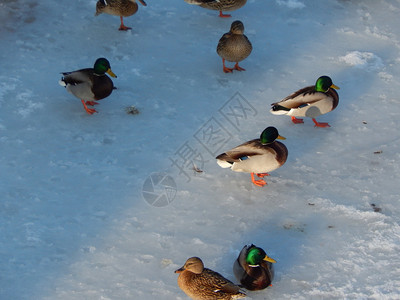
[119,25,132,31]
[219,10,231,18]
[222,59,233,73]
[119,17,131,31]
[85,101,99,106]
[251,173,267,187]
[234,63,246,71]
[291,116,304,124]
[313,118,331,128]
[223,66,234,73]
[81,100,98,115]
[256,173,270,178]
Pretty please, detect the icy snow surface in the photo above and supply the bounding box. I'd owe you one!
[1,0,400,299]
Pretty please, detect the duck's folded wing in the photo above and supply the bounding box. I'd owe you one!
[272,86,326,109]
[202,269,244,294]
[60,69,92,86]
[184,0,217,4]
[216,149,263,163]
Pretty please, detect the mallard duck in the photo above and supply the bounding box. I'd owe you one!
[59,58,117,115]
[175,257,246,300]
[216,127,287,187]
[217,20,252,73]
[270,76,340,127]
[233,244,276,291]
[184,0,247,17]
[95,0,147,31]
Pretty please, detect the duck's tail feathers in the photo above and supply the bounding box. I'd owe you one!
[270,104,291,115]
[271,104,290,112]
[216,159,233,169]
[184,0,203,5]
[58,79,67,87]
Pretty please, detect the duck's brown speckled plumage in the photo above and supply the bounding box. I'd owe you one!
[184,0,247,15]
[217,21,252,73]
[95,0,147,30]
[175,257,246,300]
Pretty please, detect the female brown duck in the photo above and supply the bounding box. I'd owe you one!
[95,0,147,31]
[175,257,246,299]
[184,0,247,17]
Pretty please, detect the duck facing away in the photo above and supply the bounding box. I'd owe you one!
[175,257,246,300]
[217,20,252,73]
[270,76,340,127]
[184,0,247,17]
[233,244,276,291]
[216,127,288,187]
[95,0,147,31]
[59,58,117,115]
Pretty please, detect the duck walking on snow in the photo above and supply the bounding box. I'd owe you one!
[175,257,246,300]
[216,127,288,187]
[184,0,247,18]
[233,244,276,291]
[270,76,340,127]
[59,58,117,115]
[95,0,147,31]
[217,20,252,73]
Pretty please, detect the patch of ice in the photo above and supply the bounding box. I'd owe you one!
[16,90,44,118]
[276,0,305,9]
[339,51,384,71]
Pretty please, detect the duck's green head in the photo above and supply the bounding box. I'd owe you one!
[94,57,117,78]
[315,76,339,92]
[246,246,276,266]
[260,127,286,145]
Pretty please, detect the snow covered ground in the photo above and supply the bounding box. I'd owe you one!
[1,0,400,299]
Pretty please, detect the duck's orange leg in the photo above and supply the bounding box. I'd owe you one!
[251,173,267,187]
[312,118,331,128]
[222,58,233,73]
[291,116,304,124]
[81,100,97,115]
[85,101,99,106]
[219,10,231,18]
[256,173,270,178]
[118,16,132,31]
[233,63,246,71]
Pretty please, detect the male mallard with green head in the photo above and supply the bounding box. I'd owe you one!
[270,76,340,127]
[217,20,252,73]
[59,58,117,115]
[184,0,247,17]
[175,257,246,300]
[216,127,288,187]
[233,244,276,291]
[95,0,147,31]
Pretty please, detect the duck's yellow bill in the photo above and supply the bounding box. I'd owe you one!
[277,135,286,140]
[107,69,117,78]
[331,84,340,90]
[264,255,277,263]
